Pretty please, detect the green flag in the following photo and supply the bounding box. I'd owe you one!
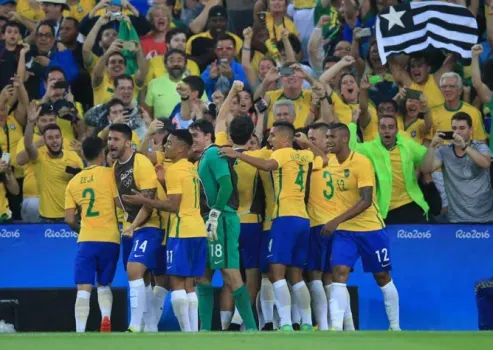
[117,19,140,76]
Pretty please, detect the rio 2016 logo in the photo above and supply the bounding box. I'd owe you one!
[455,229,490,239]
[0,229,20,238]
[396,229,432,239]
[44,228,78,239]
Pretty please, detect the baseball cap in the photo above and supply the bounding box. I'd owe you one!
[0,0,17,5]
[208,5,227,19]
[37,0,69,11]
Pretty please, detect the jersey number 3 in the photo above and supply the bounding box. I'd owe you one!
[82,188,100,217]
[323,171,334,200]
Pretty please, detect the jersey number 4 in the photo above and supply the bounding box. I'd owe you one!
[82,188,100,217]
[294,165,305,191]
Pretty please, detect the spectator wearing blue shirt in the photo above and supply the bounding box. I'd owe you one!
[201,33,250,99]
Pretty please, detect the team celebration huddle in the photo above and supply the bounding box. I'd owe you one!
[65,92,399,333]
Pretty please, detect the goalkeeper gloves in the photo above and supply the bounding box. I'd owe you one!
[206,208,221,241]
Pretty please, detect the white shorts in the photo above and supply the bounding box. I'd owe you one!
[21,197,40,223]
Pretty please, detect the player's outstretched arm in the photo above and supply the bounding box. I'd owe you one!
[295,132,329,167]
[219,147,278,171]
[123,189,182,213]
[322,186,373,235]
[64,208,80,233]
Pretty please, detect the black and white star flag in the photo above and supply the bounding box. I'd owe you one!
[376,1,478,64]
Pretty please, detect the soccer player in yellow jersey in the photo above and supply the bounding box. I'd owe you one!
[123,130,207,332]
[220,121,328,331]
[64,137,120,333]
[322,123,400,331]
[24,103,83,222]
[107,123,163,333]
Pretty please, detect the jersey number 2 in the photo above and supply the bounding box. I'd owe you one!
[82,188,100,217]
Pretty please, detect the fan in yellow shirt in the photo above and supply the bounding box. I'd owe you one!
[220,121,328,330]
[321,122,400,332]
[24,106,83,221]
[122,129,207,332]
[0,154,20,223]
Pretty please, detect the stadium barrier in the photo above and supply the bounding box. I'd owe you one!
[0,224,491,331]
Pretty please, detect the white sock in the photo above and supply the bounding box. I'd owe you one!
[153,286,168,325]
[329,283,347,331]
[143,284,158,332]
[260,278,274,323]
[129,279,147,332]
[97,286,112,319]
[292,281,312,326]
[324,284,332,329]
[171,289,191,332]
[187,292,199,332]
[231,307,243,325]
[273,279,292,326]
[288,283,301,325]
[220,311,233,330]
[343,288,355,331]
[308,280,328,330]
[75,290,90,333]
[256,292,265,329]
[381,280,400,330]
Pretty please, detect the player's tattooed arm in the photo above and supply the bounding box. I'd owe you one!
[360,186,373,204]
[140,188,157,199]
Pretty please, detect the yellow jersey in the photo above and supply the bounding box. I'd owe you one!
[65,165,120,244]
[154,156,173,245]
[1,115,24,178]
[165,158,206,239]
[328,152,385,231]
[0,181,11,220]
[409,75,444,109]
[234,149,266,224]
[308,154,337,227]
[65,1,95,21]
[270,148,314,219]
[215,131,231,147]
[186,31,243,56]
[397,116,427,145]
[113,153,162,230]
[428,102,487,141]
[33,148,84,219]
[16,134,71,198]
[93,72,142,106]
[257,148,274,231]
[266,89,312,128]
[146,56,201,85]
[264,12,299,46]
[360,104,379,141]
[330,92,367,127]
[388,148,413,211]
[293,0,316,8]
[17,0,44,21]
[33,100,85,143]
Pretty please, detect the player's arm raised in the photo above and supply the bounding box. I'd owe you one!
[295,132,329,167]
[322,186,373,236]
[219,147,279,171]
[24,102,41,161]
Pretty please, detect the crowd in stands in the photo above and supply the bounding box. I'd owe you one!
[1,0,493,225]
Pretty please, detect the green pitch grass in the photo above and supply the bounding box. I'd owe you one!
[1,332,492,350]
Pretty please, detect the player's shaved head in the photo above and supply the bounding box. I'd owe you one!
[272,121,296,139]
[82,136,105,161]
[309,122,330,133]
[327,122,349,137]
[171,129,193,147]
[229,116,255,146]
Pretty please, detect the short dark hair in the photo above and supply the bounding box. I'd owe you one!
[2,20,22,35]
[189,119,215,143]
[63,17,79,29]
[452,112,473,127]
[323,56,341,68]
[272,121,296,137]
[165,48,187,64]
[170,129,193,146]
[36,20,55,36]
[259,56,276,67]
[277,33,301,54]
[182,76,205,97]
[229,116,254,145]
[378,98,398,112]
[165,27,187,45]
[309,122,330,132]
[107,52,126,66]
[107,98,124,110]
[216,33,236,48]
[45,66,66,81]
[82,136,104,161]
[327,122,349,133]
[42,123,61,135]
[109,123,132,140]
[114,74,133,88]
[339,72,356,89]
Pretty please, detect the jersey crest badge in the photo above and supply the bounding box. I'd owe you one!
[344,169,350,178]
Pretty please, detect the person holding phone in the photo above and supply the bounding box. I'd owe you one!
[422,112,493,224]
[0,147,20,224]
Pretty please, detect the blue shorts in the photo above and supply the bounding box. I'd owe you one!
[259,230,271,274]
[331,229,392,273]
[74,242,120,286]
[154,244,167,276]
[127,227,162,269]
[268,216,310,268]
[323,235,334,273]
[306,225,330,272]
[239,223,263,269]
[166,237,207,277]
[121,235,133,271]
